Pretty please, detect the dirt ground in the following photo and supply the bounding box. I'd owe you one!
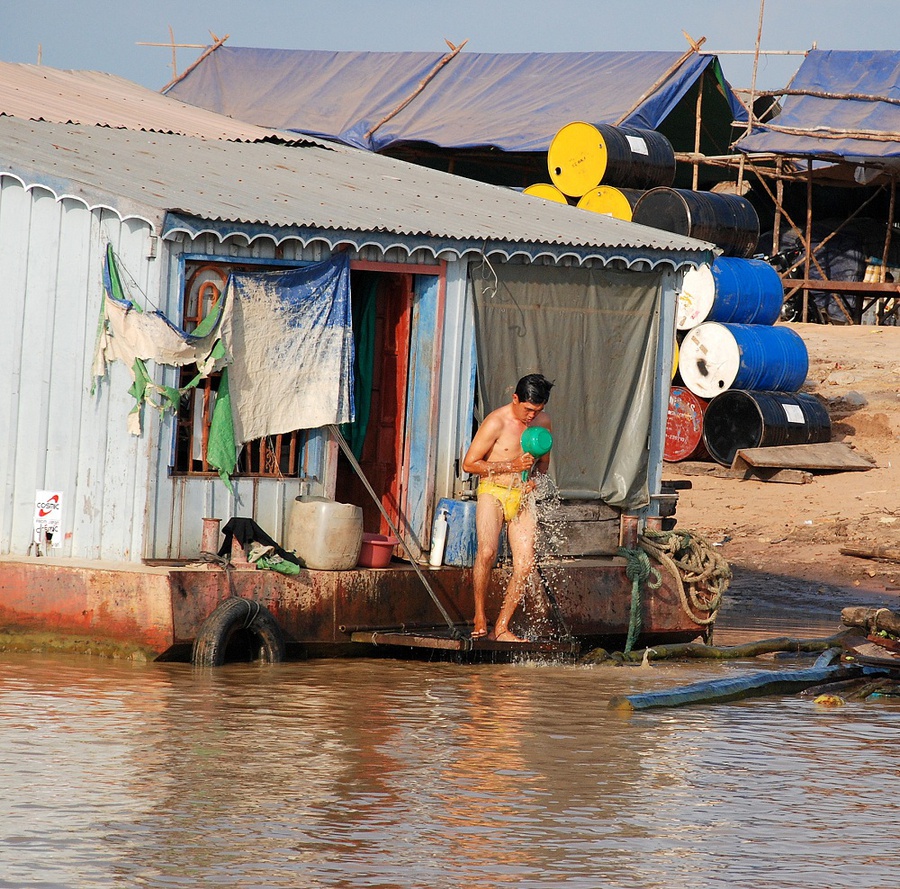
[663,322,900,632]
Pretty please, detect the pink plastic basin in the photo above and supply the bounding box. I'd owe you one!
[357,533,399,568]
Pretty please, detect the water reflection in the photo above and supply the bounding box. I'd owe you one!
[0,653,897,889]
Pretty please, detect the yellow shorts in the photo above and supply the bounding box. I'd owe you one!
[477,480,524,523]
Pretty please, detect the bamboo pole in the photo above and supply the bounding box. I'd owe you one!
[772,157,783,255]
[772,87,900,106]
[160,33,230,93]
[747,161,829,280]
[804,159,813,321]
[365,39,468,142]
[692,70,703,191]
[614,36,705,126]
[752,122,900,142]
[879,174,896,324]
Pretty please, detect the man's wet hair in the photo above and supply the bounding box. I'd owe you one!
[515,373,554,405]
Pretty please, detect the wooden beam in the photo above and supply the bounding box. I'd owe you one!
[733,443,874,472]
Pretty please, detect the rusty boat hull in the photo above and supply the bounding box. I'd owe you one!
[0,554,711,661]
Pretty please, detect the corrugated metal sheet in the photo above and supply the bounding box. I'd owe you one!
[0,179,156,561]
[0,116,715,267]
[0,61,325,146]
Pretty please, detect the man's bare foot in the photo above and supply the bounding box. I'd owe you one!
[493,630,527,643]
[470,626,489,639]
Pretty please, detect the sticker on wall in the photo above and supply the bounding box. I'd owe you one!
[33,490,63,549]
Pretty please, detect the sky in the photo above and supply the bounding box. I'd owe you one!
[4,0,900,94]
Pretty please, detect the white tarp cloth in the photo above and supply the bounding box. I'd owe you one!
[220,254,354,445]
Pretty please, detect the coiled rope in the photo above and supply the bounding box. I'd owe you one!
[617,547,661,654]
[618,529,732,653]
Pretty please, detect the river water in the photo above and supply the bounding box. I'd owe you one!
[1,634,897,889]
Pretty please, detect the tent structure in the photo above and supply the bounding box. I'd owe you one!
[734,50,900,325]
[166,45,747,188]
[736,50,900,165]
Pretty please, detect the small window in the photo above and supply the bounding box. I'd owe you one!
[172,260,307,478]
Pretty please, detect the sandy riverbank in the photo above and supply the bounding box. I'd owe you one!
[664,322,900,634]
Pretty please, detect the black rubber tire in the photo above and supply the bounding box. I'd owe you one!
[191,597,286,667]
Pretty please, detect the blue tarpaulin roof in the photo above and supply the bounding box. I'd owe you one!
[736,50,900,161]
[166,46,746,153]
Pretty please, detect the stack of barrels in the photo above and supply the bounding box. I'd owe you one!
[666,257,831,466]
[525,121,760,258]
[524,121,831,467]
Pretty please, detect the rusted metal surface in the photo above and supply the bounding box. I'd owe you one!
[0,558,176,651]
[1,555,710,659]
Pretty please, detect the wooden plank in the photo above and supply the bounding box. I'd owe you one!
[349,630,579,655]
[734,443,874,471]
[668,461,812,484]
[786,278,900,294]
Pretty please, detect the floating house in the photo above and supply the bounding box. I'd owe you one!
[0,64,720,660]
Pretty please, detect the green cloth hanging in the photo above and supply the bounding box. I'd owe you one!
[339,276,377,460]
[207,368,237,493]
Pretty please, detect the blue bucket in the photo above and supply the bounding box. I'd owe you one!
[679,322,809,399]
[437,498,478,567]
[678,258,783,329]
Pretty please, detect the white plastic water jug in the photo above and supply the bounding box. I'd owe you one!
[285,496,363,570]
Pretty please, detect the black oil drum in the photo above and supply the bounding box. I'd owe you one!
[701,389,831,467]
[547,122,676,196]
[632,187,760,258]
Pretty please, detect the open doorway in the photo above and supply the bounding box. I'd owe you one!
[334,270,413,533]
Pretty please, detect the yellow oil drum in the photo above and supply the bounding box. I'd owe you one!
[576,186,643,221]
[522,182,570,204]
[547,121,676,198]
[673,338,680,381]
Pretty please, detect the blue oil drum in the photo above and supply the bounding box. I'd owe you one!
[702,390,832,466]
[678,322,809,400]
[677,257,783,330]
[437,498,478,567]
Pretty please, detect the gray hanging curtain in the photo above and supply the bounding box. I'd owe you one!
[471,261,663,510]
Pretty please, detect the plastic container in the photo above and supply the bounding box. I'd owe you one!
[429,507,449,567]
[285,496,363,570]
[358,532,399,568]
[438,498,479,568]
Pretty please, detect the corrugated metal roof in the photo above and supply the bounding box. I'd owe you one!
[0,116,715,267]
[0,61,325,146]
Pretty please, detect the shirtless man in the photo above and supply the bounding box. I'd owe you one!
[462,374,553,642]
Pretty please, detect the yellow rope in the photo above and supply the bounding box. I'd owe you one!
[638,529,732,626]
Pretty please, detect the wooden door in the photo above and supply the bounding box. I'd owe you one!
[336,273,412,533]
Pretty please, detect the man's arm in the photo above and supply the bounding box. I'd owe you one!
[462,415,533,477]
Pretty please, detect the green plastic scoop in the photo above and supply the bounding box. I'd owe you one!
[520,427,553,480]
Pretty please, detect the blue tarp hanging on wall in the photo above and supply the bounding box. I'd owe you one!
[166,46,746,153]
[736,50,900,161]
